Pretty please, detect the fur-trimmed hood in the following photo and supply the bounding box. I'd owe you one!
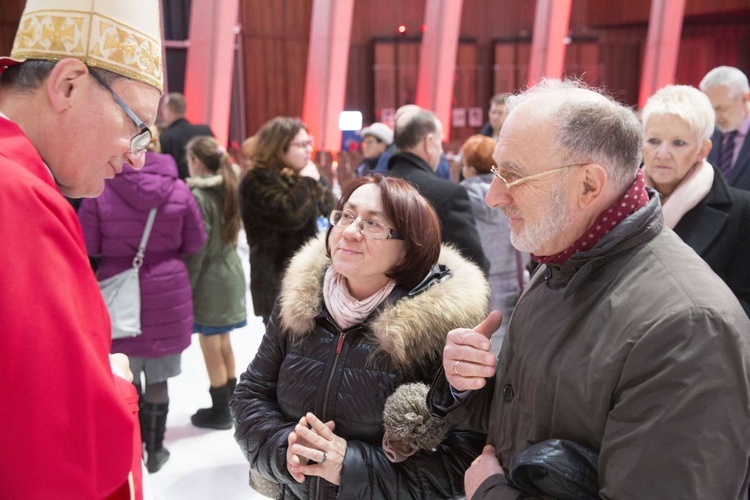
[186,174,223,189]
[278,236,489,370]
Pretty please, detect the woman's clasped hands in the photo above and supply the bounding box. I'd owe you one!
[287,412,347,485]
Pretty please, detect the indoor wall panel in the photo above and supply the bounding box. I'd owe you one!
[239,0,312,136]
[0,0,25,57]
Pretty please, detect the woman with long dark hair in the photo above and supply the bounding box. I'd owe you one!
[239,117,335,325]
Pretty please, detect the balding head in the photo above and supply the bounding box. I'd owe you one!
[394,109,444,170]
[487,79,644,256]
[394,104,422,133]
[506,80,642,194]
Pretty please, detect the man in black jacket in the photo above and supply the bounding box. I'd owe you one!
[388,109,489,273]
[159,92,214,180]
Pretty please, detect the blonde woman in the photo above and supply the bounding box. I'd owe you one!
[642,85,750,315]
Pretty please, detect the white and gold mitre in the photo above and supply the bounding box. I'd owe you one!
[0,0,163,92]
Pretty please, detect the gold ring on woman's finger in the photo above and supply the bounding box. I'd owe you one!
[454,360,461,376]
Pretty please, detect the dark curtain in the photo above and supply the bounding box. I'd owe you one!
[162,0,191,40]
[161,0,191,93]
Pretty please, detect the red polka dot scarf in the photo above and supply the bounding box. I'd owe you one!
[533,169,649,265]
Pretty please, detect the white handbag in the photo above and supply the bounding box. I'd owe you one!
[98,208,157,340]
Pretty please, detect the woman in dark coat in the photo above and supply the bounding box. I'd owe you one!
[232,175,488,499]
[239,117,335,324]
[642,84,750,316]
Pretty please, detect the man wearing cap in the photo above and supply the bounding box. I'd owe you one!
[356,122,393,177]
[0,0,163,497]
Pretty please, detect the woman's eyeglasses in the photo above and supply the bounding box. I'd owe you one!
[289,139,314,149]
[329,210,403,240]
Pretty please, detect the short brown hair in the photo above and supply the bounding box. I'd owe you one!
[0,60,123,90]
[460,135,496,174]
[165,92,186,115]
[325,174,441,289]
[490,93,510,107]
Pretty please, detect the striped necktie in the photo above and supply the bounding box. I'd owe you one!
[720,130,738,177]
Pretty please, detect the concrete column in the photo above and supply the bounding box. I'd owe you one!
[638,0,686,108]
[302,0,355,154]
[415,0,463,141]
[527,0,573,85]
[183,0,240,146]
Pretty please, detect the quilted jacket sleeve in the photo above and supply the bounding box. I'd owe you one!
[232,313,488,498]
[336,426,486,499]
[231,313,300,486]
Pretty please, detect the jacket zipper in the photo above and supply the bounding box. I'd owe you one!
[321,330,347,420]
[315,329,349,499]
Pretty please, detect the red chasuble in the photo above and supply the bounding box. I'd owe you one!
[0,116,136,498]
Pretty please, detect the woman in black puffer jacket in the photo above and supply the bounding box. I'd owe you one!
[232,175,488,499]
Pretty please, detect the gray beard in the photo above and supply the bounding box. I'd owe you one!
[509,183,572,254]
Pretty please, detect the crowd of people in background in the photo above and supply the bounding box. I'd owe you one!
[155,66,750,499]
[72,65,750,496]
[2,0,750,494]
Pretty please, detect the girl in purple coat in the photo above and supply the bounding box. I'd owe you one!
[79,140,206,473]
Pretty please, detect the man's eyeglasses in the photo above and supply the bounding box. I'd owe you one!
[490,163,588,189]
[90,71,152,154]
[329,210,403,240]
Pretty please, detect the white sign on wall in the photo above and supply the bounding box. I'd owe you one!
[452,108,467,127]
[468,107,484,127]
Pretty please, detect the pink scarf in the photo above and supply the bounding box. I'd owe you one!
[323,266,396,330]
[645,160,714,229]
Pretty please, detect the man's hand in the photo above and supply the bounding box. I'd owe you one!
[299,160,321,180]
[443,310,501,391]
[109,353,132,382]
[465,445,504,499]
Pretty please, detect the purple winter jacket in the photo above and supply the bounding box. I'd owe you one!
[79,153,207,358]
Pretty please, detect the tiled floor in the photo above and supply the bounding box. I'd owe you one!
[145,235,269,499]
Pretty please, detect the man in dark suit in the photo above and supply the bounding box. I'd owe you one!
[387,109,489,273]
[700,66,750,191]
[159,92,214,180]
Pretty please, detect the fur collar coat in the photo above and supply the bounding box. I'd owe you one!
[232,236,489,499]
[278,237,489,373]
[239,167,335,320]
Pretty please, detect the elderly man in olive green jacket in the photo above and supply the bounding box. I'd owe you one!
[429,79,750,499]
